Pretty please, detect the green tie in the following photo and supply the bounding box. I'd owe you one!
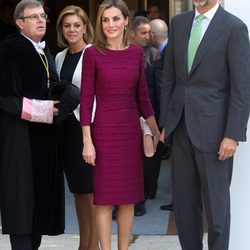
[187,15,205,73]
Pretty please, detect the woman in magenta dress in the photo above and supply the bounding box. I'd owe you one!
[80,0,159,249]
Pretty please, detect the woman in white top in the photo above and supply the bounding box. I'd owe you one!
[55,5,98,250]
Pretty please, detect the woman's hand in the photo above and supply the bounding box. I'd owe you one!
[82,141,96,166]
[146,115,160,151]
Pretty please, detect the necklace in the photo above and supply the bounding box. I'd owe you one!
[37,51,50,88]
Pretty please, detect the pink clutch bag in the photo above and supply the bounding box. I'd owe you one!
[140,117,155,157]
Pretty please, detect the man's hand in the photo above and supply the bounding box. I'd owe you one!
[53,100,60,116]
[160,128,165,143]
[218,137,238,161]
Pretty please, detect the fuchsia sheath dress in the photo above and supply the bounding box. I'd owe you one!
[80,44,153,205]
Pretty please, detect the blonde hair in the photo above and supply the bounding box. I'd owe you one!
[56,5,94,48]
[95,0,131,53]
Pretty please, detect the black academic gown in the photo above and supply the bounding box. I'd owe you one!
[0,34,64,235]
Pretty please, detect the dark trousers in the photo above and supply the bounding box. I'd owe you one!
[172,116,233,250]
[10,234,42,250]
[135,141,164,207]
[143,141,164,198]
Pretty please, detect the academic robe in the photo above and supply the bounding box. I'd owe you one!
[0,33,64,235]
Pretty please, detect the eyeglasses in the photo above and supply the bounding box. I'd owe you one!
[19,13,48,21]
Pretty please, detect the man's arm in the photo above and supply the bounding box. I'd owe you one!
[159,21,176,130]
[219,19,250,160]
[224,20,250,142]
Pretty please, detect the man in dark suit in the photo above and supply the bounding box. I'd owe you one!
[130,16,163,216]
[160,0,250,249]
[149,18,174,210]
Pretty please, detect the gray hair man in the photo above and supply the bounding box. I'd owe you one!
[130,16,164,216]
[160,0,250,249]
[149,18,168,54]
[0,1,64,249]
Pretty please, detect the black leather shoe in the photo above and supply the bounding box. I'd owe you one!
[134,203,146,216]
[160,203,174,211]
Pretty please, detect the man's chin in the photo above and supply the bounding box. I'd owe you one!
[38,32,46,38]
[193,0,207,8]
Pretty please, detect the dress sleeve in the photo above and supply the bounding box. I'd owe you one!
[80,47,95,126]
[136,48,154,119]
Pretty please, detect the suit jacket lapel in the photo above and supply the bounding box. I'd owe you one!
[189,6,227,75]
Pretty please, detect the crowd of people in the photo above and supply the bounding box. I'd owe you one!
[0,0,250,250]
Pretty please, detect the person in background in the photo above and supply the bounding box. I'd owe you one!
[147,4,161,21]
[160,0,250,249]
[80,0,160,249]
[55,5,98,250]
[149,18,173,211]
[0,0,64,249]
[130,15,163,216]
[149,18,168,57]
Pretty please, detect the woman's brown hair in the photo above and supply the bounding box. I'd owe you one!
[95,0,131,53]
[56,5,94,48]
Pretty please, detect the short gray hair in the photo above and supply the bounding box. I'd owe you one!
[14,0,44,20]
[131,16,149,31]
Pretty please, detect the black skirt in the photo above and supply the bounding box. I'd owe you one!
[59,114,93,194]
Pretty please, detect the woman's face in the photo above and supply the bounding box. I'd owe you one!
[101,7,128,42]
[62,14,86,46]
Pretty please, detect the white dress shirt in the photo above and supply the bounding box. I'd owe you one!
[193,1,220,42]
